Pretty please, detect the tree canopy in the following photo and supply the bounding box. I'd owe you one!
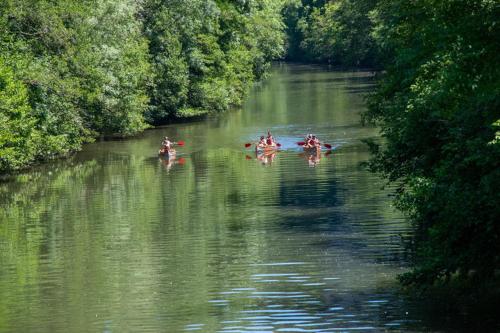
[282,0,380,67]
[364,0,500,289]
[0,0,285,172]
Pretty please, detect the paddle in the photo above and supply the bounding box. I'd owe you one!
[175,140,185,146]
[297,141,333,149]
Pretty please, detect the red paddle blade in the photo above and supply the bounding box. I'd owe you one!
[323,143,332,149]
[245,155,253,160]
[297,141,305,146]
[245,143,252,148]
[178,157,186,164]
[176,140,185,146]
[276,143,281,147]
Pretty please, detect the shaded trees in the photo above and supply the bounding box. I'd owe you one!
[282,0,379,67]
[364,0,500,288]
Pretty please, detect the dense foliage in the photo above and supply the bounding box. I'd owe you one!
[282,0,379,66]
[0,0,285,172]
[364,0,500,289]
[143,0,285,123]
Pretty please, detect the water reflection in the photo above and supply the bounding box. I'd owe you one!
[159,154,187,172]
[297,151,323,167]
[255,152,278,166]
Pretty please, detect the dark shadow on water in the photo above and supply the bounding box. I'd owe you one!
[278,181,342,208]
[345,86,376,94]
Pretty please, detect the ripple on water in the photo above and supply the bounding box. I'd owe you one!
[208,260,404,333]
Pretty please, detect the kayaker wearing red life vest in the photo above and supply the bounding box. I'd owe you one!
[266,131,276,146]
[304,134,320,148]
[159,136,176,155]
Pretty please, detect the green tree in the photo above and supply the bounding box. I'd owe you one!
[70,0,151,136]
[282,0,379,66]
[0,57,36,171]
[301,0,379,66]
[365,0,500,288]
[143,0,285,123]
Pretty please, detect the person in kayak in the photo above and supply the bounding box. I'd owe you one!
[304,134,313,148]
[312,135,321,147]
[162,136,173,150]
[160,136,176,155]
[266,131,276,146]
[257,136,267,148]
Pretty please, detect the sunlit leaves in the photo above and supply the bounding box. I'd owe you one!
[0,0,285,172]
[144,0,285,123]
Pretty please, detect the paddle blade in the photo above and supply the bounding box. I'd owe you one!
[245,155,253,160]
[297,141,305,146]
[323,143,332,149]
[176,140,185,146]
[178,157,186,165]
[245,143,252,148]
[276,143,281,147]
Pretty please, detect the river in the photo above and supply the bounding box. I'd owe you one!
[1,63,437,332]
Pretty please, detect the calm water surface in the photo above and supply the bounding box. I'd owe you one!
[1,64,432,332]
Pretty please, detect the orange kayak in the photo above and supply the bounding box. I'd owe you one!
[255,145,278,154]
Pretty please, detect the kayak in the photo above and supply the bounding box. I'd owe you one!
[255,145,278,154]
[303,146,321,154]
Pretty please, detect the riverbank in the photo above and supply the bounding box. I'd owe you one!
[0,1,285,174]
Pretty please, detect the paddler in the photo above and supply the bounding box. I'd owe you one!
[312,135,321,147]
[266,131,276,146]
[305,134,313,148]
[258,135,266,148]
[162,136,173,150]
[160,136,176,155]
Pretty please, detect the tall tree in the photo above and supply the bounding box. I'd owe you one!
[143,0,285,123]
[365,0,500,288]
[282,0,379,66]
